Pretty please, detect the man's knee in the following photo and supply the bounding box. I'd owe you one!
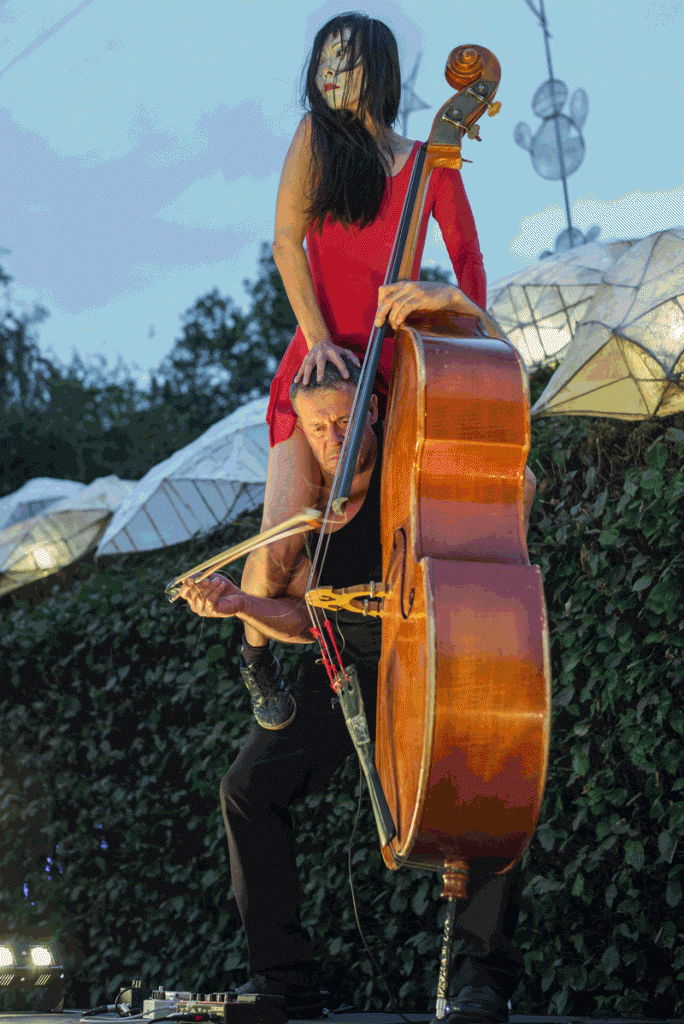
[220,764,247,819]
[220,756,271,819]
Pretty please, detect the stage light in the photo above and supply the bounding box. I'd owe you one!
[0,947,15,968]
[29,946,54,967]
[0,938,64,991]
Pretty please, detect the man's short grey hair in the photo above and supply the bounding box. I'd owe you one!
[289,352,361,409]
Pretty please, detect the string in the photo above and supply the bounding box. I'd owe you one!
[305,526,340,679]
[303,145,428,672]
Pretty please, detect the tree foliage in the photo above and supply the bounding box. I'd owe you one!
[517,373,684,1017]
[0,245,296,498]
[0,264,53,415]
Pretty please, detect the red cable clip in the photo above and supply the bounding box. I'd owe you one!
[310,626,337,689]
[324,620,350,687]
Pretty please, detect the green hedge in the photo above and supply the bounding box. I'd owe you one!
[1,393,683,1016]
[520,401,684,1017]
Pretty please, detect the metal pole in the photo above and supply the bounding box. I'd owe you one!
[538,0,574,238]
[435,898,458,1019]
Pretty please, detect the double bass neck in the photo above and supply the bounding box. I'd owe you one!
[329,44,502,514]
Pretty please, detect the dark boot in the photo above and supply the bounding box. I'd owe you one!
[233,967,324,1018]
[239,644,296,730]
[445,984,509,1024]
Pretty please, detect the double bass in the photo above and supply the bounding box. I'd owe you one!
[305,42,552,1013]
[167,43,551,1016]
[309,39,551,881]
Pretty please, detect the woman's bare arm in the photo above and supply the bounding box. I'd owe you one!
[272,116,360,384]
[375,280,502,334]
[272,116,331,351]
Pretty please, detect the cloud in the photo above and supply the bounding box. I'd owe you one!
[510,188,684,259]
[156,170,271,231]
[1,98,284,313]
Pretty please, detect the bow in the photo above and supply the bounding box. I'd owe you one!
[164,508,323,601]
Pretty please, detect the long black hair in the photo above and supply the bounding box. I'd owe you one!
[302,12,401,230]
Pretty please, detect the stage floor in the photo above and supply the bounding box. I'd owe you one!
[1,1012,683,1024]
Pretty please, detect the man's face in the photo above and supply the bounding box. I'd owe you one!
[293,385,378,480]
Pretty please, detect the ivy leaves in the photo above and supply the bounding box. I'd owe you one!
[524,406,684,1017]
[1,398,683,1015]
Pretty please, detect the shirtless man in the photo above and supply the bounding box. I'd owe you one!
[188,280,537,733]
[177,284,535,1023]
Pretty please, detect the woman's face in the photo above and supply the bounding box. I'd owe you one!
[316,30,363,113]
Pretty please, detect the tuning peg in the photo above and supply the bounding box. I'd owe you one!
[464,85,501,119]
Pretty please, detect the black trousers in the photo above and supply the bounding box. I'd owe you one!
[220,667,525,1001]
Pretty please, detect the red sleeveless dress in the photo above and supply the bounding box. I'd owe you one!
[266,141,486,447]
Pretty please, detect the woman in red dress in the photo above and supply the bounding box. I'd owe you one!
[239,11,487,692]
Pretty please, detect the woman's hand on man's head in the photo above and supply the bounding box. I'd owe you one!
[294,340,361,386]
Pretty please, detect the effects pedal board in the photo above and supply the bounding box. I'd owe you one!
[146,992,287,1024]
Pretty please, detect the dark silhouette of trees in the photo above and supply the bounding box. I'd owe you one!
[0,246,451,498]
[0,246,296,496]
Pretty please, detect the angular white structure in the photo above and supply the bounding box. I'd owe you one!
[487,240,635,369]
[0,476,135,596]
[0,478,86,532]
[96,397,270,555]
[532,228,684,419]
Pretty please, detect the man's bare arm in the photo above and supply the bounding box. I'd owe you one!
[177,550,317,644]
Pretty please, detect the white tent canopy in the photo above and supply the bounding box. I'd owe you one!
[96,396,270,556]
[487,240,636,369]
[0,477,85,532]
[0,476,135,596]
[533,227,684,419]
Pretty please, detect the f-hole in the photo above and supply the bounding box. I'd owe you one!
[385,527,414,621]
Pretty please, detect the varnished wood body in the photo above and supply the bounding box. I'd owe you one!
[376,317,551,874]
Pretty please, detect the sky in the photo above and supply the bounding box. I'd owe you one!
[1,0,683,392]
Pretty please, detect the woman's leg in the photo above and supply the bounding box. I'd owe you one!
[240,426,322,648]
